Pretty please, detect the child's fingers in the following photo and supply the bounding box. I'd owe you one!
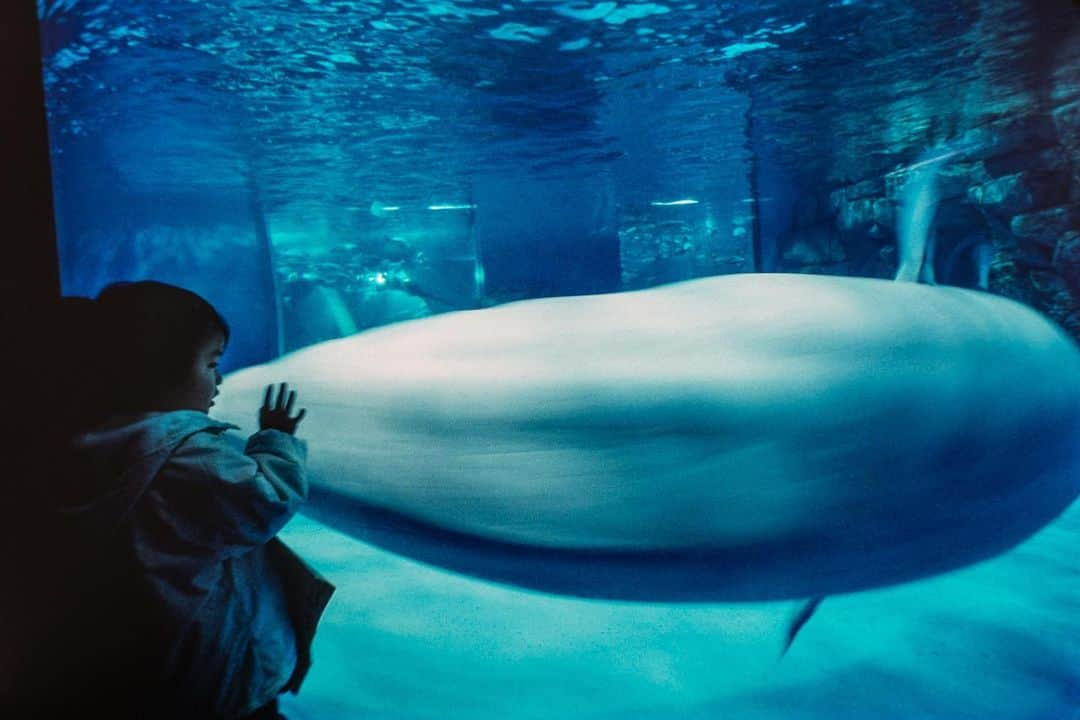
[285,390,296,414]
[277,382,289,409]
[263,384,274,408]
[294,408,307,424]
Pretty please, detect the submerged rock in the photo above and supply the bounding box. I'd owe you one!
[961,114,1060,161]
[935,162,990,200]
[970,170,1072,218]
[1011,206,1080,249]
[834,196,894,232]
[781,224,845,267]
[1052,99,1080,151]
[984,146,1069,178]
[1052,231,1080,291]
[831,176,884,204]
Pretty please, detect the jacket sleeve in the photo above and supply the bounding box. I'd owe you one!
[136,428,309,567]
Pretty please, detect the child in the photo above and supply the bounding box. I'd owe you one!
[19,281,333,719]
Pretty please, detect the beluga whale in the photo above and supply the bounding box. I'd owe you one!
[214,156,1080,604]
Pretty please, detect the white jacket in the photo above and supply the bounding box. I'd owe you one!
[32,410,333,718]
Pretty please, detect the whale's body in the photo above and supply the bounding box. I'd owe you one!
[215,273,1080,601]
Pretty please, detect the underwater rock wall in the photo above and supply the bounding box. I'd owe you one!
[780,105,1080,340]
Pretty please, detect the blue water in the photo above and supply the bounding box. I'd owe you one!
[37,1,1080,717]
[43,0,1056,369]
[277,509,1080,719]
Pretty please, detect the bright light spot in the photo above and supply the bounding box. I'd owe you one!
[552,2,617,21]
[488,23,552,43]
[375,273,387,286]
[428,204,477,211]
[604,3,670,25]
[775,21,808,35]
[890,149,963,175]
[718,41,776,59]
[370,201,401,217]
[559,38,591,52]
[328,52,360,65]
[650,199,699,207]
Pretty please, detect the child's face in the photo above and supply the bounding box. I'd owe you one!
[173,330,225,413]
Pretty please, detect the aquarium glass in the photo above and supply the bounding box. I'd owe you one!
[37,1,1079,718]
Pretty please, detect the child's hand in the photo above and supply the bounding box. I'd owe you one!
[259,383,307,435]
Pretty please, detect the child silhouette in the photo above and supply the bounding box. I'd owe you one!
[18,281,333,719]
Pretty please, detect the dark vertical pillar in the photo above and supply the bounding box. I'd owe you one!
[466,181,485,306]
[731,64,767,274]
[742,88,795,275]
[246,173,284,360]
[2,3,62,541]
[745,105,764,273]
[2,1,59,301]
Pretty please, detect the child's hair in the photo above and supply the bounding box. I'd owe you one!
[93,281,230,414]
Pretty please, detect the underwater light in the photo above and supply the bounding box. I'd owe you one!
[650,199,699,206]
[890,148,965,176]
[427,204,478,211]
[369,201,401,217]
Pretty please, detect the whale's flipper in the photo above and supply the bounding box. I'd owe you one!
[782,596,825,657]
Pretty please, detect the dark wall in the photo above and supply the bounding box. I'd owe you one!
[2,1,59,303]
[2,2,64,547]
